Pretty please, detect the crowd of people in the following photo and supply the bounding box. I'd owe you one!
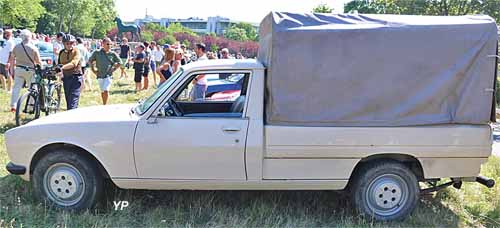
[0,28,247,113]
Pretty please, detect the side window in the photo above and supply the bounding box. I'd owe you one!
[162,72,250,118]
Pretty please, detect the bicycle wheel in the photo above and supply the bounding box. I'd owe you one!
[15,91,40,126]
[46,83,62,115]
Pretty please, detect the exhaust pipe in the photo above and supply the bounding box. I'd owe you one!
[476,176,495,188]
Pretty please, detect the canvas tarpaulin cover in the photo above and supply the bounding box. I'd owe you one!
[258,12,498,126]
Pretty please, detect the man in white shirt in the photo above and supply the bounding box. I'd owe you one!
[76,37,90,91]
[190,43,208,101]
[0,29,15,93]
[53,32,64,64]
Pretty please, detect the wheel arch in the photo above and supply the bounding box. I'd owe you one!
[348,153,425,188]
[30,143,111,180]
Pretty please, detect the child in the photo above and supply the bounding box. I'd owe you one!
[133,44,145,92]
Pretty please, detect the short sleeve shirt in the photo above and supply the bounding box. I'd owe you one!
[0,39,15,64]
[88,49,121,78]
[12,42,38,68]
[119,44,130,58]
[133,52,145,71]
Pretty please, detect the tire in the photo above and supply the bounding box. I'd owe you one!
[15,91,40,126]
[32,149,103,211]
[46,83,62,115]
[352,161,419,221]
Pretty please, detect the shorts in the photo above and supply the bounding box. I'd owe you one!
[97,77,112,92]
[150,61,156,72]
[134,70,143,83]
[143,66,150,77]
[0,63,10,78]
[120,58,128,69]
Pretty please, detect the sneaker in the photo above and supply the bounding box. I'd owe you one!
[10,107,16,112]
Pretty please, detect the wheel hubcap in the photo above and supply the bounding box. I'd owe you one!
[43,163,85,206]
[366,174,409,217]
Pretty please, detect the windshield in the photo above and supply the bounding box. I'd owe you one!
[135,68,184,115]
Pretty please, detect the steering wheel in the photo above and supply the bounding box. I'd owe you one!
[165,99,182,116]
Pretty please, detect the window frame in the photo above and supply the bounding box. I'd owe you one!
[152,69,253,120]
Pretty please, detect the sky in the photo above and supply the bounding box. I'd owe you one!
[116,0,350,24]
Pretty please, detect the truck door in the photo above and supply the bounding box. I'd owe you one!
[134,71,251,180]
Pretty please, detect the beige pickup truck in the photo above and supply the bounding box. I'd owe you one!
[5,13,498,221]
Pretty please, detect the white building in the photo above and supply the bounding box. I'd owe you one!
[130,15,258,36]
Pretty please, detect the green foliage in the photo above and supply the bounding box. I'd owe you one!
[0,0,45,30]
[312,3,334,13]
[344,0,500,23]
[223,22,258,42]
[91,0,118,38]
[182,39,191,48]
[210,44,219,52]
[456,156,500,226]
[158,34,177,46]
[145,23,167,33]
[224,26,248,41]
[33,0,117,37]
[166,23,196,36]
[237,22,258,41]
[141,31,153,42]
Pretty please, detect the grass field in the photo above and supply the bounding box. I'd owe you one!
[0,70,499,227]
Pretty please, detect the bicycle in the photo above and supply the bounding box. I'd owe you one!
[15,65,62,126]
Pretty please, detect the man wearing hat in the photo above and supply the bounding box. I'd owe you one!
[57,34,82,110]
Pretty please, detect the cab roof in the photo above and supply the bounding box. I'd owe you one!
[181,59,265,72]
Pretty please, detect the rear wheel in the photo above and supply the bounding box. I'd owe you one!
[32,150,103,210]
[15,91,40,126]
[352,161,419,221]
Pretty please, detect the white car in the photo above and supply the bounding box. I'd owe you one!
[5,59,495,221]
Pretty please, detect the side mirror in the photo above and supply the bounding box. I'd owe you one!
[147,108,164,124]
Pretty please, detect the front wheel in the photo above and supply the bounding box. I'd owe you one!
[352,161,419,221]
[46,83,62,115]
[15,91,40,126]
[32,150,104,210]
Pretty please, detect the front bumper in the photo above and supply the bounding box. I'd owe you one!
[6,162,26,175]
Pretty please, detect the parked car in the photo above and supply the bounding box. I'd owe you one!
[205,73,244,99]
[35,42,55,67]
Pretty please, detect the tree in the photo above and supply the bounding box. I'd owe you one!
[141,30,153,42]
[158,34,177,45]
[0,0,45,30]
[224,25,248,41]
[91,0,117,38]
[312,3,334,13]
[234,22,258,41]
[167,23,196,36]
[223,23,258,42]
[343,0,500,23]
[35,0,117,37]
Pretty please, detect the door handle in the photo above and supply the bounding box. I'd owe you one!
[222,127,241,132]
